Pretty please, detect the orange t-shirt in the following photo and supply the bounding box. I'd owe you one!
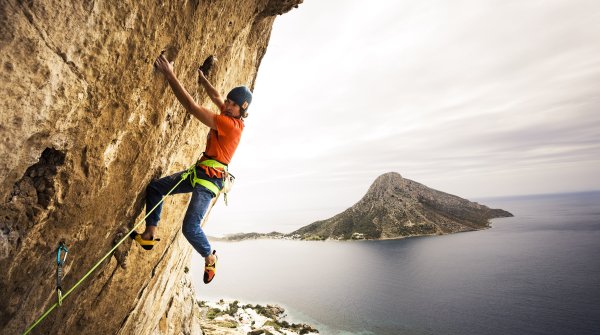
[199,113,244,178]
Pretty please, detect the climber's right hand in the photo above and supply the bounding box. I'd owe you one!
[154,52,174,76]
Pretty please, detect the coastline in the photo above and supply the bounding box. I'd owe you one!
[198,299,319,335]
[209,224,498,243]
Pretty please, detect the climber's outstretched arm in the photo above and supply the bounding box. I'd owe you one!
[154,54,217,130]
[198,70,225,112]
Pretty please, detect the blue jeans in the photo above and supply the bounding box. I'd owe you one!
[144,168,222,257]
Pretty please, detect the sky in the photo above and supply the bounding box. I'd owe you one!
[206,0,600,236]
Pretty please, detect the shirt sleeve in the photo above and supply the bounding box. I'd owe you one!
[214,114,242,137]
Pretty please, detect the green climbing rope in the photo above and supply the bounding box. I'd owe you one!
[22,166,194,335]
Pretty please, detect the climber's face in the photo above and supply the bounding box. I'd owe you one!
[223,98,241,118]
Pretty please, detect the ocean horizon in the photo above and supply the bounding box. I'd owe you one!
[192,191,600,334]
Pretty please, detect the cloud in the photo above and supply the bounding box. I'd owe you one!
[209,0,600,234]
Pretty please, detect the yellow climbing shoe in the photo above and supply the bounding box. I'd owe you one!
[130,231,160,250]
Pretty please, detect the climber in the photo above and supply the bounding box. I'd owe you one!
[131,52,252,284]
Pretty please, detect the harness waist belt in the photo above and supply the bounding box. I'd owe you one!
[190,159,227,195]
[197,158,227,170]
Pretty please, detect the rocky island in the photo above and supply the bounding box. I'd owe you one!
[220,172,513,241]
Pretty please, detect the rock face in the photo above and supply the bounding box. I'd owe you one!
[292,172,513,240]
[0,1,301,334]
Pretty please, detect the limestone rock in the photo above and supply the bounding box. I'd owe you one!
[0,0,301,334]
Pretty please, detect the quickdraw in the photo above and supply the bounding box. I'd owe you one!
[56,241,68,306]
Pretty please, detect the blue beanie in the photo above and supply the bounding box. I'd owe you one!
[227,86,253,112]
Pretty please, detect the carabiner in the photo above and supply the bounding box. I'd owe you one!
[56,241,68,306]
[57,241,68,266]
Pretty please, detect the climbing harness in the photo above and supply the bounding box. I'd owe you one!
[189,160,223,195]
[188,158,235,205]
[56,242,68,306]
[22,168,192,335]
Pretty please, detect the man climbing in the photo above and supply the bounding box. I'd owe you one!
[131,52,252,284]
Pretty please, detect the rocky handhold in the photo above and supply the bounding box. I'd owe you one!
[112,226,131,269]
[198,55,216,78]
[291,172,513,240]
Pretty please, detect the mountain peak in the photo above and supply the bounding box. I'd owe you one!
[369,172,404,190]
[371,171,403,187]
[365,172,404,198]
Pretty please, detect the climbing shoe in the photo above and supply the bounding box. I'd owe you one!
[203,250,218,284]
[130,231,160,250]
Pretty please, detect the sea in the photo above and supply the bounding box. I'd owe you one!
[192,192,600,335]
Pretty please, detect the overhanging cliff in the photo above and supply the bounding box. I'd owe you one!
[0,1,301,334]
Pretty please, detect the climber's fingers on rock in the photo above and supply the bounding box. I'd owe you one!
[154,53,173,73]
[154,54,167,66]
